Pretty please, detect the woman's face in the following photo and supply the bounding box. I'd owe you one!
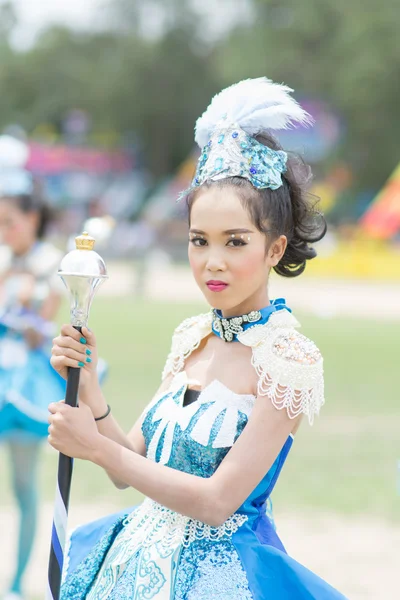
[0,199,38,254]
[188,186,287,317]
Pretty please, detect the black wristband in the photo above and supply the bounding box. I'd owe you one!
[94,404,111,422]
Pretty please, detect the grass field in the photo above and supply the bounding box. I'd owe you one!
[0,296,398,522]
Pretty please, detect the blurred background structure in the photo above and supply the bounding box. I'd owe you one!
[0,1,399,599]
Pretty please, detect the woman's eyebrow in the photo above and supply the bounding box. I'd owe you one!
[189,228,254,235]
[223,228,254,235]
[189,229,207,234]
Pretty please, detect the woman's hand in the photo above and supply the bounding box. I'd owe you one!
[48,400,102,460]
[51,325,98,389]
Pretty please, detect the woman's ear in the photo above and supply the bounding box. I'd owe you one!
[268,235,287,266]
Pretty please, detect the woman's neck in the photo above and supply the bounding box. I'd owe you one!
[220,291,270,318]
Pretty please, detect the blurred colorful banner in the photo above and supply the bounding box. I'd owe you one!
[26,142,134,175]
[361,163,400,239]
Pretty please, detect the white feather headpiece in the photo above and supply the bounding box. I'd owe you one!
[195,77,313,149]
[177,77,313,199]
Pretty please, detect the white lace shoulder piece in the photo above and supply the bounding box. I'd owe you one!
[238,310,324,425]
[162,312,213,380]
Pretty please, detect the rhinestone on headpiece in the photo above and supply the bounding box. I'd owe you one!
[179,119,287,200]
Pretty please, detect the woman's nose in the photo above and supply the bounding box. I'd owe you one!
[206,251,227,272]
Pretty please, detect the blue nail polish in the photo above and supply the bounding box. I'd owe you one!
[86,348,92,355]
[78,361,84,367]
[80,337,87,344]
[86,357,92,363]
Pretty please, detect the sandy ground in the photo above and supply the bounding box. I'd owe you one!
[100,259,400,321]
[0,503,398,599]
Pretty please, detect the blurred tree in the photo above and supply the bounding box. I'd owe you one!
[216,0,400,191]
[104,30,219,177]
[0,3,219,177]
[102,0,220,175]
[0,1,17,39]
[0,2,19,125]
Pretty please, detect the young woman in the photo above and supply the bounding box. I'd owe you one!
[0,169,65,600]
[48,78,347,599]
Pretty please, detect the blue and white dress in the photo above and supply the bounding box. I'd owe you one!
[61,306,347,599]
[0,241,66,442]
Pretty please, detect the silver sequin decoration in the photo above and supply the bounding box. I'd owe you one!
[212,309,262,342]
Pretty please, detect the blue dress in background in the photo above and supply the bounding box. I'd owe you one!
[0,241,66,443]
[0,241,108,443]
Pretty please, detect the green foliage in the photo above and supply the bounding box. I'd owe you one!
[217,0,400,189]
[0,1,17,39]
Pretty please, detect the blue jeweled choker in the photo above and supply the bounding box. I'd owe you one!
[211,298,291,342]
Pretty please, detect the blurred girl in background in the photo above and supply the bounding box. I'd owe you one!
[0,167,65,600]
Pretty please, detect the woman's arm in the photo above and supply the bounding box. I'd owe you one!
[78,381,141,489]
[51,323,171,488]
[78,379,171,490]
[49,392,300,527]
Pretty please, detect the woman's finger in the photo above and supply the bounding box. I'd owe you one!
[50,354,88,372]
[52,334,86,354]
[48,434,59,450]
[81,326,96,347]
[60,324,89,345]
[52,344,90,365]
[48,402,67,415]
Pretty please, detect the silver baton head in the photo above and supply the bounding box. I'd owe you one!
[58,232,108,327]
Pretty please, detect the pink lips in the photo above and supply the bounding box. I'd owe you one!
[206,280,229,292]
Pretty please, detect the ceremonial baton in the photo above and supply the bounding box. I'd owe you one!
[47,232,108,600]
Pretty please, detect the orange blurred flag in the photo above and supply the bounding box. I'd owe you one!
[361,164,400,239]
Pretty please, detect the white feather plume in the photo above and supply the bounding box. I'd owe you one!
[195,77,313,148]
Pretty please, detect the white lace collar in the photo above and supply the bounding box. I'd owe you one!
[161,309,324,425]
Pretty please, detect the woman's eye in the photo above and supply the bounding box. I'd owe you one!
[190,237,207,247]
[227,238,247,247]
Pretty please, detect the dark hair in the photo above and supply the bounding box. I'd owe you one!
[1,183,52,239]
[186,132,326,277]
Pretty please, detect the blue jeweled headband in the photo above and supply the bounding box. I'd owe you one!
[178,77,313,201]
[180,120,287,200]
